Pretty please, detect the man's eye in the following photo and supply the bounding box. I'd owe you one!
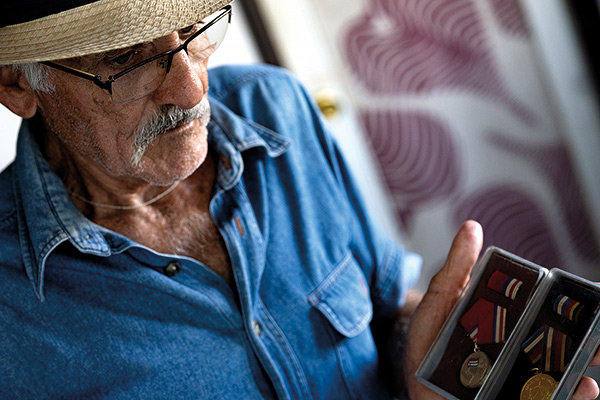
[180,23,198,35]
[110,51,134,66]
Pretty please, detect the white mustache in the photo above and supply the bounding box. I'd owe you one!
[131,98,211,166]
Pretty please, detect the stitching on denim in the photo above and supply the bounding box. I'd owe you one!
[318,302,372,337]
[0,209,17,230]
[256,301,312,398]
[307,252,352,305]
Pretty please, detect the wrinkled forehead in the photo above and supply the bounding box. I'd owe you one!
[0,0,232,64]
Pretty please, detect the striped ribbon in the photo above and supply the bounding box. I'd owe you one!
[521,325,568,372]
[553,294,582,321]
[487,271,523,300]
[459,298,507,344]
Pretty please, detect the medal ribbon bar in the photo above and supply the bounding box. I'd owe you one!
[488,271,523,300]
[553,294,582,321]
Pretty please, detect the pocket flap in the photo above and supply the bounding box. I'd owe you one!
[307,254,373,338]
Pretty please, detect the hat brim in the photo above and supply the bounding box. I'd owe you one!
[0,0,233,64]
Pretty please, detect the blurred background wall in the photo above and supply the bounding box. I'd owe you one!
[1,0,599,291]
[242,0,600,289]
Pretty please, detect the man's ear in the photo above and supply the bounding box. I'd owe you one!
[0,65,39,119]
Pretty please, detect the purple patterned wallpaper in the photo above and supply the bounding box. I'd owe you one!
[337,0,600,277]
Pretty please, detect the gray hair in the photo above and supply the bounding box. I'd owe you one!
[11,63,55,93]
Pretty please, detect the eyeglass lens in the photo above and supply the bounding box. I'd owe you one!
[111,8,229,103]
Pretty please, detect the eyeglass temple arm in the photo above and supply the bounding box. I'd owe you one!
[41,61,114,94]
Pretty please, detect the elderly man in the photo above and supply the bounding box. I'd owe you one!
[0,0,598,399]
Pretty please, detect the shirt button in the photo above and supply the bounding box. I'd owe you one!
[253,320,262,337]
[164,262,181,277]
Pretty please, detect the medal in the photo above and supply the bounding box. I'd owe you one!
[458,298,507,388]
[520,369,558,400]
[520,325,571,399]
[459,342,492,388]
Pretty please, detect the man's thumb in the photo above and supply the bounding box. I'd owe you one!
[428,220,484,302]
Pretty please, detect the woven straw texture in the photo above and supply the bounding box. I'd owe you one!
[0,0,232,64]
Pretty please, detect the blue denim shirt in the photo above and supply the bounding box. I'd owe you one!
[0,64,421,399]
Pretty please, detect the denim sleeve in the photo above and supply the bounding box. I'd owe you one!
[321,117,422,321]
[272,69,422,321]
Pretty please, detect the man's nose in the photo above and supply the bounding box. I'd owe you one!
[152,49,207,109]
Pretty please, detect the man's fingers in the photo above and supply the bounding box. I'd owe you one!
[572,377,599,400]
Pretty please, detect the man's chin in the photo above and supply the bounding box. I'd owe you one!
[129,125,210,184]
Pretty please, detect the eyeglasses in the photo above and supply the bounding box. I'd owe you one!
[42,5,231,104]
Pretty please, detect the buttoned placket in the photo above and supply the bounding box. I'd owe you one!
[210,174,312,400]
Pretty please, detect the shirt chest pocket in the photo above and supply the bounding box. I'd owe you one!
[307,253,373,338]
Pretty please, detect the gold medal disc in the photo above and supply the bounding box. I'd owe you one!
[459,350,492,388]
[520,372,558,400]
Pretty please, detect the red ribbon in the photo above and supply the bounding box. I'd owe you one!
[460,298,506,344]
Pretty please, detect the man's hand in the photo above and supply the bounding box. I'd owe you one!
[402,220,600,400]
[403,220,483,399]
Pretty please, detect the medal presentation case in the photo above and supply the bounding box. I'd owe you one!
[416,247,600,400]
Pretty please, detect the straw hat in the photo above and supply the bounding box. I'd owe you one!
[0,0,233,64]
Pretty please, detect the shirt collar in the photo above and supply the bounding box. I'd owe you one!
[208,97,290,190]
[13,97,290,301]
[13,117,112,300]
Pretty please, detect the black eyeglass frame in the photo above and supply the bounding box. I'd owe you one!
[41,5,232,97]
